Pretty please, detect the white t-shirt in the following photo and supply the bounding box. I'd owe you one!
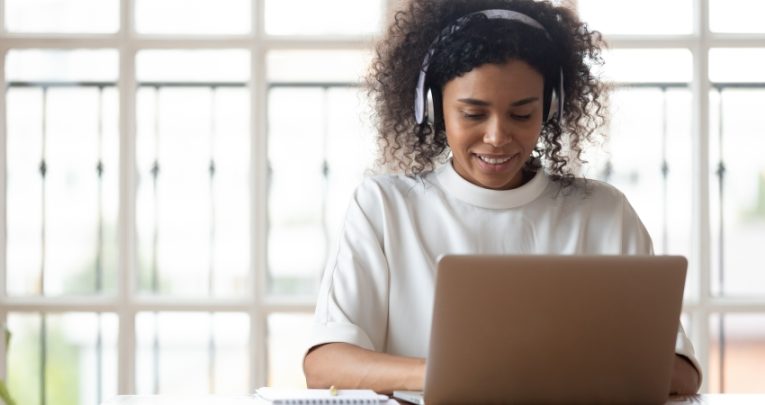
[309,160,701,376]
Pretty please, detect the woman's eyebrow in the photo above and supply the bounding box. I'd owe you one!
[456,96,539,107]
[510,96,540,106]
[457,98,491,106]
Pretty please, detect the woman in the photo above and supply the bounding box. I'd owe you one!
[303,0,702,395]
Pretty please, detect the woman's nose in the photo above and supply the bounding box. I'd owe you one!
[482,117,513,147]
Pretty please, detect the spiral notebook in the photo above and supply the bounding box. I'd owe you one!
[255,387,389,404]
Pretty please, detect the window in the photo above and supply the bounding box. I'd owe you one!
[578,0,765,392]
[0,1,382,403]
[1,1,763,402]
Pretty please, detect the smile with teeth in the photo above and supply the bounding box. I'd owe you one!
[475,154,515,165]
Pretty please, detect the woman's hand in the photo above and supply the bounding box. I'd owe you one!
[304,342,426,394]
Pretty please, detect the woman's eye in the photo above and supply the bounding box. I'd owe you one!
[512,114,532,121]
[462,113,485,120]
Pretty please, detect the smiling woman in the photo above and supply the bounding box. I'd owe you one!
[304,0,701,397]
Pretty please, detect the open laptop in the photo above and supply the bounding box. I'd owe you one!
[394,255,687,405]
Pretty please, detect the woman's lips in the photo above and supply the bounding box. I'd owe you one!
[472,152,519,173]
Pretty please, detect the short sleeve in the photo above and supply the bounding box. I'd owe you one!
[616,194,654,255]
[305,181,390,357]
[675,322,703,386]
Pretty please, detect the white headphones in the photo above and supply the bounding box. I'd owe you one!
[414,9,564,125]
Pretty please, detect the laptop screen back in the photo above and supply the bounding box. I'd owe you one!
[424,255,687,404]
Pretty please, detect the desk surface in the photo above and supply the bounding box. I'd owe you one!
[103,394,765,405]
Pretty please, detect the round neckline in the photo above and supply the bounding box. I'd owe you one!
[434,159,549,209]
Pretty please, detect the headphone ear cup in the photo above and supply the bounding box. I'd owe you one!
[426,88,436,124]
[544,69,565,123]
[547,92,557,122]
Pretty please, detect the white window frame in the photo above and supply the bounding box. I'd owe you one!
[1,0,764,396]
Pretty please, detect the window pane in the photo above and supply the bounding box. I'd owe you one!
[709,87,765,298]
[267,88,326,296]
[266,50,375,296]
[267,50,372,83]
[135,51,250,297]
[709,314,765,392]
[710,0,765,33]
[577,0,692,35]
[135,0,250,35]
[5,50,119,297]
[135,312,249,395]
[584,87,696,300]
[710,49,765,83]
[265,0,384,36]
[136,50,249,83]
[584,47,696,300]
[267,313,312,388]
[597,49,693,84]
[7,312,118,405]
[6,49,118,83]
[267,88,375,296]
[5,0,118,33]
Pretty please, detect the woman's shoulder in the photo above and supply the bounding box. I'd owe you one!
[356,170,436,197]
[550,176,631,213]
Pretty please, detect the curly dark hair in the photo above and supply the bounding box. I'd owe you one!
[367,0,607,186]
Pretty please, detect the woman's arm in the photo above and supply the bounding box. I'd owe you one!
[304,342,425,394]
[670,354,701,395]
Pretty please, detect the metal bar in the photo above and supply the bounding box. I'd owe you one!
[717,88,726,297]
[716,87,726,393]
[268,82,359,89]
[40,87,48,297]
[614,82,690,89]
[7,81,117,88]
[710,83,765,89]
[320,88,330,285]
[209,86,217,298]
[208,86,217,393]
[151,86,161,395]
[660,87,669,254]
[97,86,105,293]
[96,85,105,405]
[151,85,160,294]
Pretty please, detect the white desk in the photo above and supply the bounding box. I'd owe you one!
[102,394,765,404]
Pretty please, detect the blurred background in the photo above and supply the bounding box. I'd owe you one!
[0,0,763,404]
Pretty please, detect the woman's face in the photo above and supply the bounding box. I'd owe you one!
[442,59,545,190]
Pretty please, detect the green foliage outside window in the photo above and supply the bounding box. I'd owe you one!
[1,326,16,405]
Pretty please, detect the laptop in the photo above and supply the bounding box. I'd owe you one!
[394,255,687,405]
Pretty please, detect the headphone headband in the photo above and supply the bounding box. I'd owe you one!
[414,9,564,125]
